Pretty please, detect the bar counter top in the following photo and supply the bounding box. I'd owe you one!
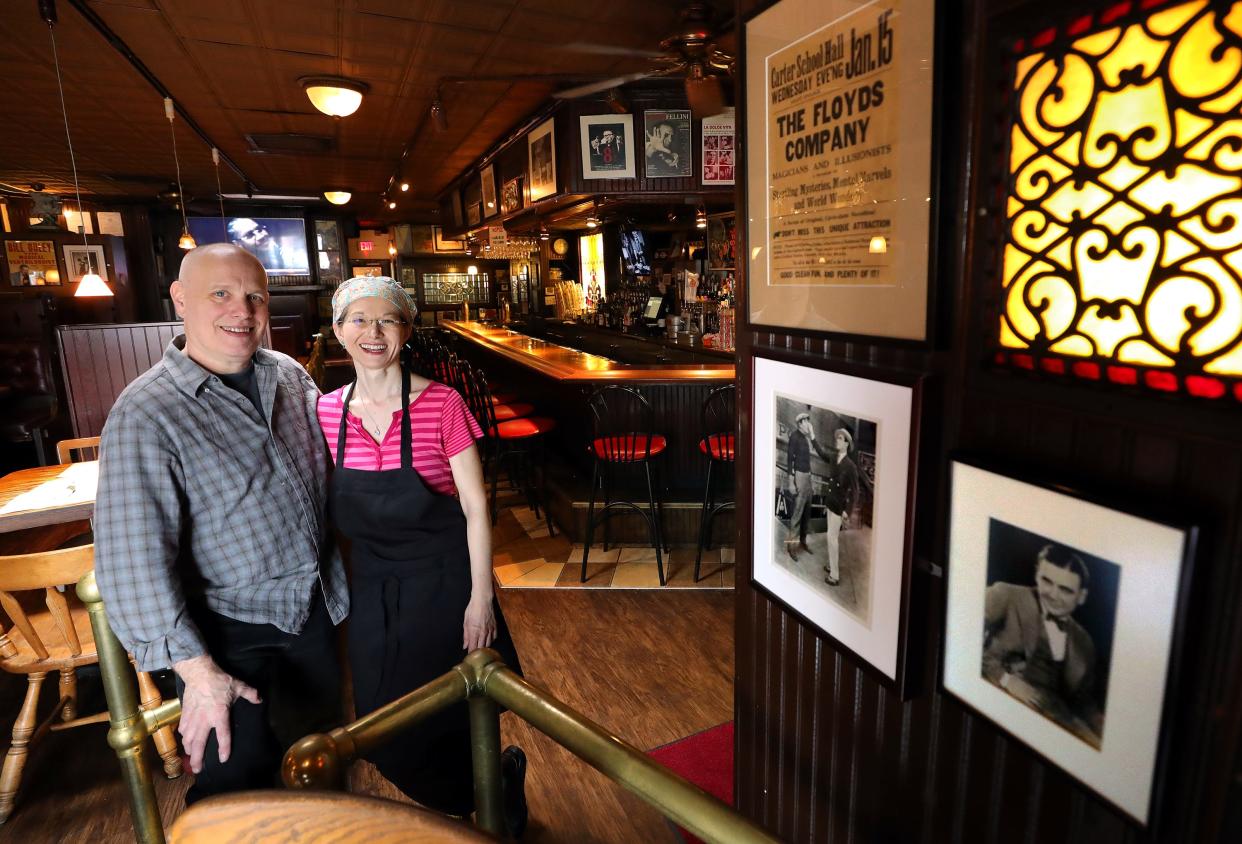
[442,320,734,383]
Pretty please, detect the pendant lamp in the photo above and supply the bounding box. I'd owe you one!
[165,98,195,250]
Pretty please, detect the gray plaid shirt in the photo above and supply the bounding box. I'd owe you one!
[95,337,348,671]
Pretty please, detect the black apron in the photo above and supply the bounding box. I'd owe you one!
[329,367,521,815]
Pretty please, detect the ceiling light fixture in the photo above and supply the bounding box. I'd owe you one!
[42,0,111,297]
[165,98,196,250]
[300,76,369,118]
[539,224,549,242]
[211,147,227,238]
[388,241,397,257]
[400,182,410,192]
[430,90,448,132]
[323,190,351,205]
[695,204,708,229]
[387,200,397,210]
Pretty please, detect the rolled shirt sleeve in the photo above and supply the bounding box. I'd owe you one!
[94,400,208,671]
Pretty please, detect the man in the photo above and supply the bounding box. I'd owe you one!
[784,411,831,561]
[818,427,859,587]
[982,544,1102,744]
[227,217,287,270]
[94,243,348,803]
[645,121,680,170]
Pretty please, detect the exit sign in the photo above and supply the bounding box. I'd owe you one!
[359,241,373,252]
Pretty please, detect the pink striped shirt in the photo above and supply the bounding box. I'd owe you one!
[316,381,482,495]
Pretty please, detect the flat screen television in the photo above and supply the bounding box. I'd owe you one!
[186,216,311,275]
[619,225,651,276]
[643,295,664,320]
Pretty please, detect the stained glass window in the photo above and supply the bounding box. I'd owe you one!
[997,0,1242,398]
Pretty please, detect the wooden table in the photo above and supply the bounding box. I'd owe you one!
[0,461,99,533]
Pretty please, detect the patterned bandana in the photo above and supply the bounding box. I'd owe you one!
[331,275,416,325]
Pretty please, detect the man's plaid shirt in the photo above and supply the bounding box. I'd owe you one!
[94,337,348,671]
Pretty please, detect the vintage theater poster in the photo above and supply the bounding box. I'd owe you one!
[745,0,934,340]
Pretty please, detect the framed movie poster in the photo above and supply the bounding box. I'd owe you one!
[480,164,498,218]
[433,227,466,253]
[944,459,1197,826]
[62,244,107,285]
[5,240,59,286]
[751,351,922,694]
[643,109,692,178]
[744,0,935,340]
[579,113,635,180]
[527,118,557,202]
[501,177,522,215]
[701,109,735,186]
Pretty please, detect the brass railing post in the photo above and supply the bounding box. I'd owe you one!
[77,571,168,844]
[462,652,504,837]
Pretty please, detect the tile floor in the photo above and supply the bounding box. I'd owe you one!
[492,504,735,590]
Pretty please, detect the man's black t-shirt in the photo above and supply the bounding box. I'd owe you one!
[217,365,264,418]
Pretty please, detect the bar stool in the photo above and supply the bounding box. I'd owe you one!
[695,384,736,582]
[580,386,668,585]
[461,362,556,535]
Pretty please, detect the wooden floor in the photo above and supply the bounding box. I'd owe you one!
[0,584,734,842]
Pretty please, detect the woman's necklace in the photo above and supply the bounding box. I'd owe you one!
[355,381,393,439]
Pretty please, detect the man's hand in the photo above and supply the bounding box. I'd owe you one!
[1001,673,1046,708]
[173,655,262,774]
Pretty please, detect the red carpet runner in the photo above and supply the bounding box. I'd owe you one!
[648,721,734,844]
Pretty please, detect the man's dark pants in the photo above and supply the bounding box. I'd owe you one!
[175,591,341,805]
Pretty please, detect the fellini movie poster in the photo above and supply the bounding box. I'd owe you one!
[765,7,901,288]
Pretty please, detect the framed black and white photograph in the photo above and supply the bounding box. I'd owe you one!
[944,459,1197,826]
[643,109,691,178]
[480,164,498,218]
[751,351,922,694]
[62,243,107,285]
[527,118,557,202]
[579,113,635,180]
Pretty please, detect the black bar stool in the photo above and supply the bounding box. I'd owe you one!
[580,386,668,585]
[694,384,736,582]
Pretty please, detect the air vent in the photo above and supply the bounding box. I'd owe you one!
[245,134,334,155]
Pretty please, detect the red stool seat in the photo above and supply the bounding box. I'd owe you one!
[490,416,556,439]
[698,434,736,461]
[489,392,519,405]
[491,402,535,422]
[591,434,668,461]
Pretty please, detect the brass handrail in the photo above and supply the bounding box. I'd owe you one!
[79,571,776,844]
[284,649,778,844]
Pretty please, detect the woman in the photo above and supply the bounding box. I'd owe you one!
[317,276,525,830]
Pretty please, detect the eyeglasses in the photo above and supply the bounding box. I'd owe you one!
[342,316,407,331]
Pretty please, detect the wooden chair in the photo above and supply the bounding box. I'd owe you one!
[305,333,326,390]
[55,436,101,465]
[0,545,181,823]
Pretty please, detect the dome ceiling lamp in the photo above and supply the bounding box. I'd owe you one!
[323,190,352,205]
[301,76,370,118]
[41,0,111,297]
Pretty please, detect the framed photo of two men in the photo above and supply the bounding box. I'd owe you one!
[750,351,923,697]
[944,459,1198,827]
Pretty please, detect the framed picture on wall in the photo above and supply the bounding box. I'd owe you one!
[527,117,557,202]
[643,109,692,178]
[480,164,498,218]
[5,239,59,286]
[451,189,464,228]
[501,177,522,215]
[751,350,922,695]
[432,227,466,253]
[466,202,482,227]
[944,459,1197,827]
[62,244,107,285]
[579,113,635,180]
[410,225,436,255]
[743,0,936,341]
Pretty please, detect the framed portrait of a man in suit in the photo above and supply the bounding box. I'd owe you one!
[944,459,1197,827]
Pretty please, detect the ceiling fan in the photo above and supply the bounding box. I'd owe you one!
[553,2,735,117]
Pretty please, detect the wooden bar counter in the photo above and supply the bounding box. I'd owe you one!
[442,319,736,543]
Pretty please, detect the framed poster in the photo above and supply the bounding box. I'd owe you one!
[701,109,735,185]
[62,244,107,285]
[433,227,466,253]
[451,189,464,229]
[480,164,498,218]
[944,459,1197,826]
[466,202,482,227]
[527,118,557,202]
[579,113,635,180]
[501,177,522,215]
[744,0,935,340]
[751,350,922,695]
[409,225,436,255]
[643,109,692,178]
[5,240,59,286]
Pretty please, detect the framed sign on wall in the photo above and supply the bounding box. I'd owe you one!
[527,118,557,202]
[744,0,936,340]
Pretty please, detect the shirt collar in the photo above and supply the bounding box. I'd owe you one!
[163,334,277,398]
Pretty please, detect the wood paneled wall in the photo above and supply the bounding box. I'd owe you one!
[732,0,1242,842]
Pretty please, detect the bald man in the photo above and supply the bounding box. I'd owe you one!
[95,244,348,803]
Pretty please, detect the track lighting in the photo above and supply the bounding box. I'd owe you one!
[387,200,397,210]
[400,182,410,192]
